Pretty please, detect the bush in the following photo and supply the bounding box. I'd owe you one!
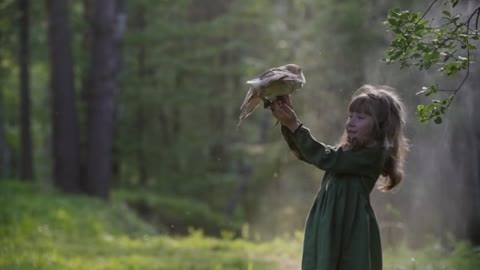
[113,189,243,237]
[384,240,480,270]
[1,181,478,270]
[0,181,290,270]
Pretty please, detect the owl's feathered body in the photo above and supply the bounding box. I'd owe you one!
[237,64,306,127]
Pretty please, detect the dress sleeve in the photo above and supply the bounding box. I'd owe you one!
[281,125,384,176]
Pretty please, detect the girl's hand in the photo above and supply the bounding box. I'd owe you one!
[271,98,300,133]
[277,95,293,108]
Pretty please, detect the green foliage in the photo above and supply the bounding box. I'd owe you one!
[113,189,243,236]
[0,181,296,270]
[0,181,155,239]
[2,0,479,250]
[2,181,480,270]
[384,1,480,124]
[383,241,480,270]
[113,0,285,229]
[416,97,452,124]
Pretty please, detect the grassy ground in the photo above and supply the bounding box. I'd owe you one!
[0,181,300,270]
[1,181,479,270]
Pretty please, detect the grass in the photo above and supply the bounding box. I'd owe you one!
[1,180,479,270]
[383,241,480,270]
[112,188,243,236]
[0,181,299,270]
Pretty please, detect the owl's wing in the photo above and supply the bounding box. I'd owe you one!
[246,65,305,87]
[246,73,288,88]
[247,66,294,86]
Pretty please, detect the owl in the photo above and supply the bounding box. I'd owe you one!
[237,63,306,127]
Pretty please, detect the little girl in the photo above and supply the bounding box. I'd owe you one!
[271,85,408,270]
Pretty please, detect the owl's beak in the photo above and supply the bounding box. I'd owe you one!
[300,72,306,84]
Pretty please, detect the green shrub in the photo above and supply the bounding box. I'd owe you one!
[113,189,243,236]
[1,181,478,270]
[0,181,289,270]
[384,241,480,270]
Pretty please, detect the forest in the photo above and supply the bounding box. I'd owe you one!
[1,0,480,269]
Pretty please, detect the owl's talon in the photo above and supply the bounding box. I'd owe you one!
[263,99,272,108]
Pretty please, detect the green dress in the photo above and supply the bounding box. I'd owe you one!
[281,125,386,270]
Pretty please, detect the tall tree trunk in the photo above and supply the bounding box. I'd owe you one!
[465,51,480,245]
[18,0,34,181]
[0,2,15,180]
[134,3,147,185]
[0,76,11,180]
[135,108,147,184]
[449,47,480,245]
[85,0,125,199]
[111,0,127,184]
[46,0,81,193]
[79,0,93,190]
[224,158,251,216]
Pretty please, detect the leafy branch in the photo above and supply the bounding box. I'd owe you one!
[384,0,479,124]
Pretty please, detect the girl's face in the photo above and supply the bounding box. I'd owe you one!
[345,111,374,148]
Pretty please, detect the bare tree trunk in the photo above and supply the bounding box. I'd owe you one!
[85,0,125,199]
[111,0,127,184]
[135,108,147,184]
[224,158,251,216]
[134,3,147,185]
[466,55,480,245]
[224,72,251,216]
[46,0,81,193]
[0,2,15,180]
[0,77,11,180]
[18,0,34,181]
[449,45,480,245]
[79,0,93,191]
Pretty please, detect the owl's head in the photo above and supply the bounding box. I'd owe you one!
[284,64,303,75]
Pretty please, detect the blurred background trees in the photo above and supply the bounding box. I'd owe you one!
[0,0,479,248]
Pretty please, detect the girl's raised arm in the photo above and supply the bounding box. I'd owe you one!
[281,125,384,177]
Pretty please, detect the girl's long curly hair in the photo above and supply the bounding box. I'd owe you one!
[340,85,409,191]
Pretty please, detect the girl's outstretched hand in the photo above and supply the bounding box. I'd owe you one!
[277,95,293,108]
[271,97,300,133]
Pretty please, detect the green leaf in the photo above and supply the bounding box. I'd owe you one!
[434,116,443,124]
[440,62,460,76]
[388,8,402,17]
[425,51,440,62]
[442,10,451,17]
[467,44,477,50]
[388,18,398,26]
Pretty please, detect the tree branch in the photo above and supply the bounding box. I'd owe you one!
[418,0,440,23]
